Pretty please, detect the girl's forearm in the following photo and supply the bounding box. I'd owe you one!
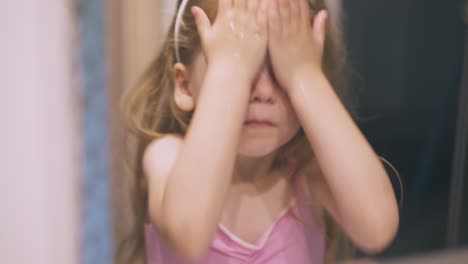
[161,63,252,257]
[289,69,399,252]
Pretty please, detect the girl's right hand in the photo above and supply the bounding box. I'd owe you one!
[191,0,268,83]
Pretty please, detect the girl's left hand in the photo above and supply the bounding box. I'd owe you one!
[267,0,328,94]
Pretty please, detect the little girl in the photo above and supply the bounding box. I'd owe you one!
[120,0,400,263]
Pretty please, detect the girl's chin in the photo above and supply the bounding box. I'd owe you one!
[237,140,279,158]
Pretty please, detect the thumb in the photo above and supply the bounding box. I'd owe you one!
[313,10,328,46]
[191,6,211,39]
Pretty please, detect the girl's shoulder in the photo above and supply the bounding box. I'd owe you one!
[143,134,183,168]
[143,134,184,184]
[145,134,183,152]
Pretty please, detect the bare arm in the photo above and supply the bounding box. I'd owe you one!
[265,0,399,253]
[144,64,251,259]
[289,70,399,253]
[142,0,270,258]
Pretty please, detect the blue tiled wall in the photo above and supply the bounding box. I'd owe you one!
[79,0,113,263]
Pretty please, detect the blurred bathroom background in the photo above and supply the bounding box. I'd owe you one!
[1,0,467,263]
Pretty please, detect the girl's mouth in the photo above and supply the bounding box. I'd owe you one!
[244,120,275,128]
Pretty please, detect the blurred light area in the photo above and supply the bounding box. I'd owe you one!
[0,1,80,264]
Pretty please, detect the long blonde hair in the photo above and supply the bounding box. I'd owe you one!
[118,0,353,263]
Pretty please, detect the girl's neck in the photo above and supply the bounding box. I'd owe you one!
[232,151,284,190]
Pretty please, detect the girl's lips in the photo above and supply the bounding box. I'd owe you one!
[244,120,276,127]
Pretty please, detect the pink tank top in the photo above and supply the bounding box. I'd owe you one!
[145,171,325,264]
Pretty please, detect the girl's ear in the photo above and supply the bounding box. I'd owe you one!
[173,63,195,112]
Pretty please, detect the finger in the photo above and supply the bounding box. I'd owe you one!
[234,0,247,12]
[289,0,300,24]
[218,0,232,15]
[191,6,211,39]
[313,10,328,46]
[289,0,300,29]
[298,0,311,25]
[268,0,281,34]
[248,0,260,15]
[257,0,268,28]
[278,0,290,24]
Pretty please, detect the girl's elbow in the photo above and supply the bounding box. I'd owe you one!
[360,233,396,254]
[172,228,211,260]
[160,219,212,261]
[153,203,213,260]
[176,237,208,262]
[359,215,399,254]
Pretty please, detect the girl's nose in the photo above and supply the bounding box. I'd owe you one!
[250,66,277,104]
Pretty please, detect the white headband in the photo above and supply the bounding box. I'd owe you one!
[174,0,190,62]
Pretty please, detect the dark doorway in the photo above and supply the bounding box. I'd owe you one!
[344,0,465,258]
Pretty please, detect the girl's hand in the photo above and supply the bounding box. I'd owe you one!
[267,0,328,94]
[192,0,268,83]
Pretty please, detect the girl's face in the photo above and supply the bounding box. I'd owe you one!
[175,52,301,158]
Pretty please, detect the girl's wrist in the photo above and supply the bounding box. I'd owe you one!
[288,67,329,101]
[208,59,255,84]
[287,65,325,94]
[297,63,324,80]
[200,62,252,101]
